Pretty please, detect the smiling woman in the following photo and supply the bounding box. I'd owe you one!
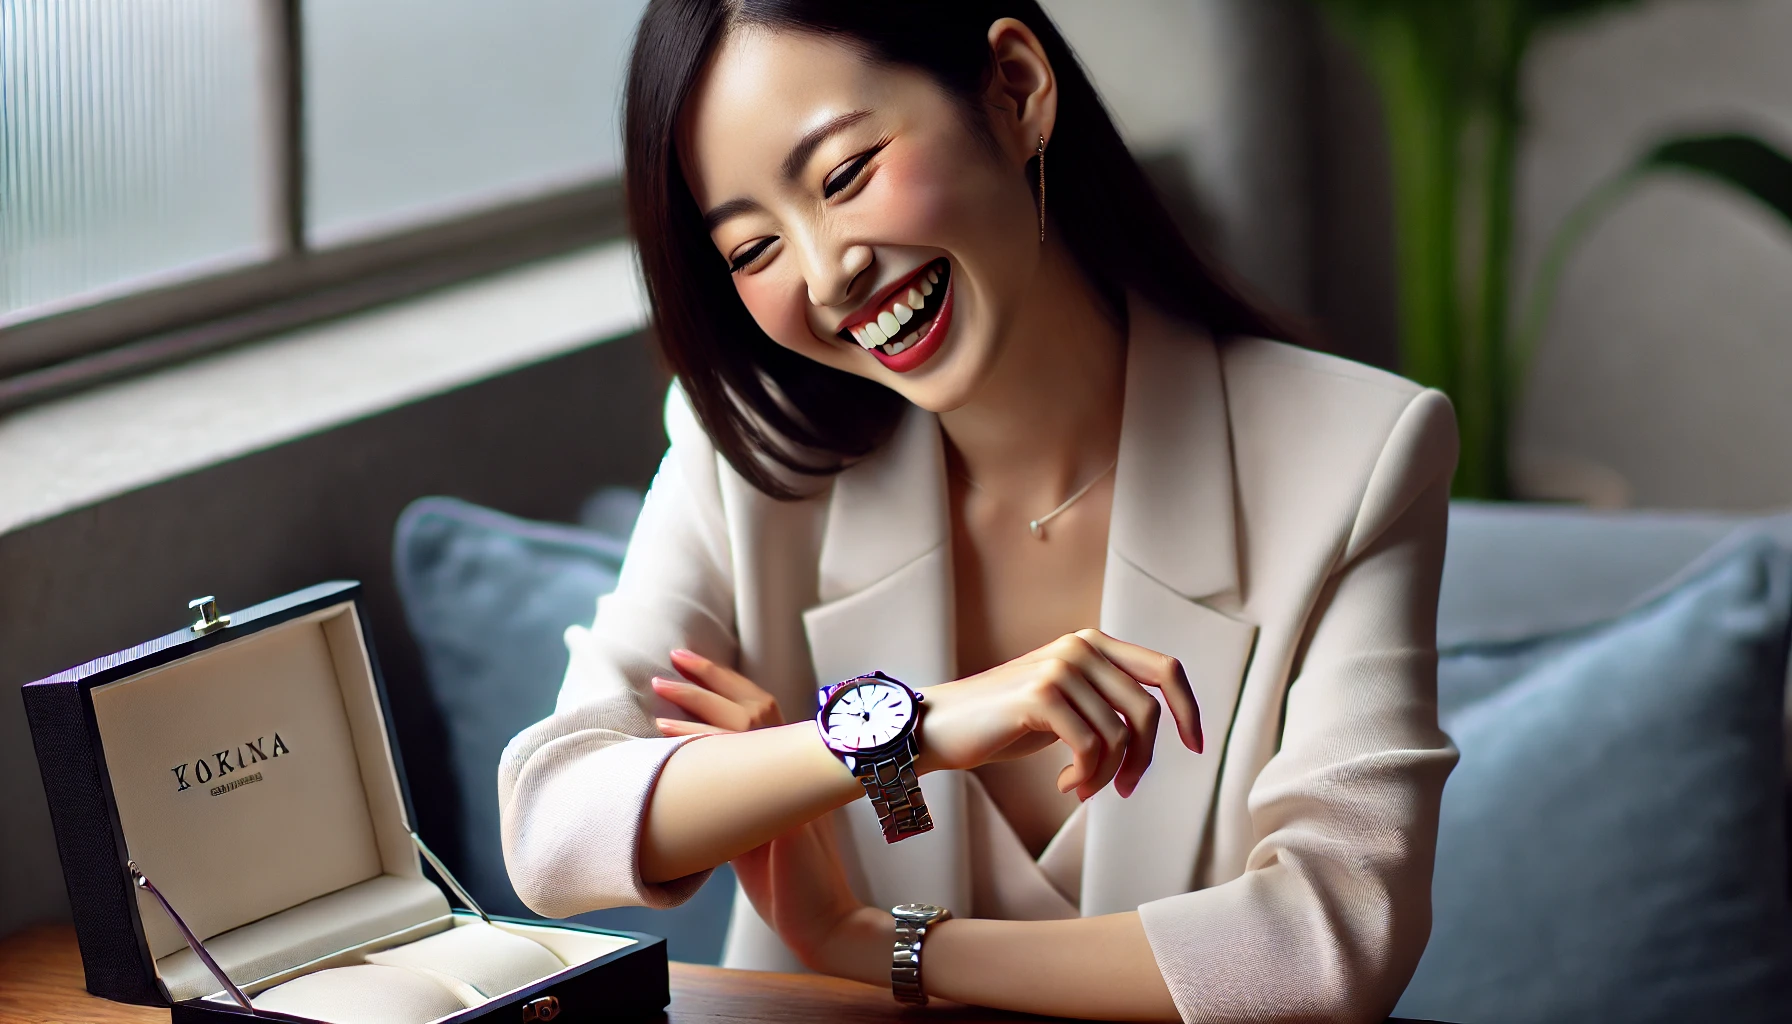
[500,3,1461,1023]
[624,0,1297,498]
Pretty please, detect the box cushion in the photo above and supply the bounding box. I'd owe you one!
[253,964,468,1024]
[364,920,564,999]
[1396,535,1792,1022]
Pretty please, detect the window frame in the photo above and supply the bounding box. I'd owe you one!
[0,0,630,414]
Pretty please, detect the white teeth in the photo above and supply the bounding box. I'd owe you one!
[856,268,946,357]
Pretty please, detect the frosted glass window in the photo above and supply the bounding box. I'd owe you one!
[0,0,272,324]
[302,0,645,248]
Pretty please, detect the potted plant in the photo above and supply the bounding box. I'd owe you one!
[1310,0,1792,498]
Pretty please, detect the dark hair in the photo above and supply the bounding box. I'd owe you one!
[625,0,1302,499]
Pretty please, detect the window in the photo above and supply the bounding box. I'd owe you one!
[1,1,272,322]
[0,0,645,410]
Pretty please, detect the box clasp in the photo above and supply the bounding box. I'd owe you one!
[522,995,561,1021]
[188,596,232,635]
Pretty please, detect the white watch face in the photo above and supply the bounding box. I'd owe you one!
[824,680,914,751]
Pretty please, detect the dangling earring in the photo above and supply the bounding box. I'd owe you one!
[1036,134,1047,243]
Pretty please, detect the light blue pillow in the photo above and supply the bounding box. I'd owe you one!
[393,493,736,963]
[1395,536,1792,1023]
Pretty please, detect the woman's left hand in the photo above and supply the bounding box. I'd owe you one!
[651,648,786,736]
[652,649,884,979]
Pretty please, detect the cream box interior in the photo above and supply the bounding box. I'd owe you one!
[86,598,638,1024]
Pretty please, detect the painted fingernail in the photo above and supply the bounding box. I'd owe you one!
[651,676,678,689]
[671,648,701,661]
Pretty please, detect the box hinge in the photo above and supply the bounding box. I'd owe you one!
[129,861,257,1014]
[409,828,493,925]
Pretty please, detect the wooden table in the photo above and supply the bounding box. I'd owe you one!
[0,925,1058,1023]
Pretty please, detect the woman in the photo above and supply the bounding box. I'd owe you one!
[499,2,1458,1020]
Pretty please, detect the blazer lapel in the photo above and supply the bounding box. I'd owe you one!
[1080,302,1259,917]
[799,303,1257,918]
[802,406,971,913]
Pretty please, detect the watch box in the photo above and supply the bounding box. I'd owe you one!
[22,581,669,1024]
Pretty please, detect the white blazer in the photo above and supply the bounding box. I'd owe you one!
[499,300,1460,1022]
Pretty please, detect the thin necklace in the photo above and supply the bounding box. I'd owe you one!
[955,459,1118,540]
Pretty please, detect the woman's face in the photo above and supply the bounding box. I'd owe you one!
[680,24,1052,413]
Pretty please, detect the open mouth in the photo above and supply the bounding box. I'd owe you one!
[838,258,952,361]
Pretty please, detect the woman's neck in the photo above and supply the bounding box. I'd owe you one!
[939,242,1127,504]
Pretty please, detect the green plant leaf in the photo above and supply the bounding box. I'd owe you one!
[1513,131,1792,381]
[1642,134,1792,231]
[1527,0,1649,21]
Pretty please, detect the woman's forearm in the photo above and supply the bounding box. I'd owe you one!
[823,908,1179,1022]
[640,722,860,882]
[929,914,1179,1021]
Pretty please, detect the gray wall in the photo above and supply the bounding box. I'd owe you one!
[1308,0,1792,510]
[1042,0,1320,316]
[1513,0,1792,511]
[0,333,669,937]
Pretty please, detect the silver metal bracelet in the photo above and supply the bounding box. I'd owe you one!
[852,734,934,843]
[890,903,952,1005]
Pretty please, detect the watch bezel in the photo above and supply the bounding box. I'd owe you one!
[814,671,923,759]
[891,902,949,924]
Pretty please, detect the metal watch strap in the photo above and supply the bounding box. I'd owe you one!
[852,733,933,843]
[891,904,951,1005]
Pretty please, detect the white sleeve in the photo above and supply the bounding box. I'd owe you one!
[497,387,738,916]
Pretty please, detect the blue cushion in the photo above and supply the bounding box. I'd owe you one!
[1395,536,1792,1023]
[1437,502,1750,648]
[392,494,735,964]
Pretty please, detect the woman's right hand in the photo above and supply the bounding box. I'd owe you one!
[916,629,1203,801]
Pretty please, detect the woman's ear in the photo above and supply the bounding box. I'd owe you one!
[983,17,1058,165]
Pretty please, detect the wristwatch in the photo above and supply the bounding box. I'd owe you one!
[814,671,933,843]
[891,902,952,1005]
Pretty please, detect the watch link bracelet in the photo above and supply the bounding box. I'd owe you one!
[814,671,934,843]
[891,902,953,1005]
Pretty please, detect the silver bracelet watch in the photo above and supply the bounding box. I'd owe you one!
[814,671,933,843]
[891,902,952,1005]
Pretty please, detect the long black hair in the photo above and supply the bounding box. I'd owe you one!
[625,0,1302,499]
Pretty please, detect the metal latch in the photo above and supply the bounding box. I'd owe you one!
[522,995,561,1021]
[189,596,231,635]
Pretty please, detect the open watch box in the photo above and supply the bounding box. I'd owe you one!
[23,582,669,1024]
